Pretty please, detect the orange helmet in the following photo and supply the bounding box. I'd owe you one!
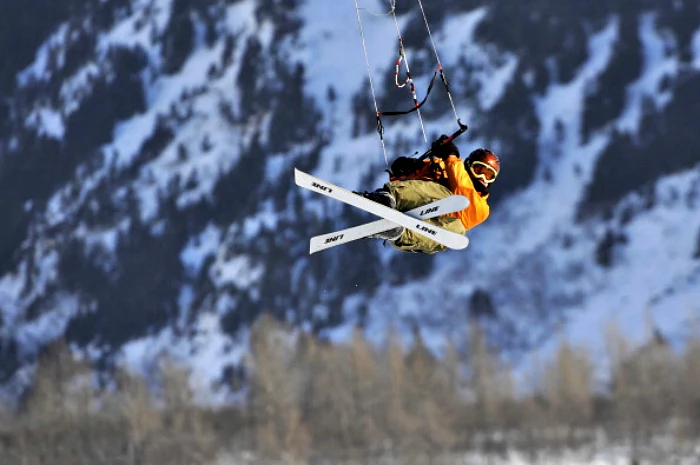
[467,149,500,184]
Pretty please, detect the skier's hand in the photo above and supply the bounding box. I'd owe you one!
[431,134,460,159]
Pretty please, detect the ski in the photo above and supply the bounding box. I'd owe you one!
[309,195,469,254]
[294,168,470,251]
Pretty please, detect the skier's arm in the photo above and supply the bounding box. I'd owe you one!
[444,156,490,230]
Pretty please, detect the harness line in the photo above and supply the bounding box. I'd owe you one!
[352,0,389,165]
[352,0,465,165]
[415,0,461,123]
[388,0,428,142]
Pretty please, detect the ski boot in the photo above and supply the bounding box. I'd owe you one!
[356,189,405,241]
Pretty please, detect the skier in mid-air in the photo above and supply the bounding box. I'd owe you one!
[359,135,500,254]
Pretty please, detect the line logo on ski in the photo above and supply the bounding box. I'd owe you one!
[416,224,438,236]
[311,181,332,193]
[324,234,344,244]
[419,206,439,216]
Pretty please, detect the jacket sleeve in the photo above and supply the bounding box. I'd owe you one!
[444,156,490,230]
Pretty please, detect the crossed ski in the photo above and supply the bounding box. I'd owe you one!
[294,168,470,254]
[309,195,468,253]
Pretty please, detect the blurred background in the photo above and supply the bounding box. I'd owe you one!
[0,0,699,463]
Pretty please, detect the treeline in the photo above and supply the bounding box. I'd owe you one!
[0,314,697,465]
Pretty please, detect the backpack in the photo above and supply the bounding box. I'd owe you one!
[388,156,449,185]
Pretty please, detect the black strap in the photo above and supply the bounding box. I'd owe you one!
[377,66,442,117]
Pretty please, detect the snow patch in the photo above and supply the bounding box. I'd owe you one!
[439,8,517,110]
[693,24,700,69]
[60,62,101,115]
[536,17,619,144]
[25,108,65,139]
[16,24,70,85]
[15,294,79,357]
[97,0,172,64]
[617,13,679,134]
[211,253,264,289]
[120,312,249,406]
[529,168,700,379]
[242,200,278,237]
[181,223,222,275]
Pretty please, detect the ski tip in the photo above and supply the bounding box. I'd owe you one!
[448,195,469,211]
[309,241,319,255]
[453,235,470,250]
[293,167,303,185]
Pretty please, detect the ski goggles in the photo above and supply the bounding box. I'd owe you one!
[469,161,499,184]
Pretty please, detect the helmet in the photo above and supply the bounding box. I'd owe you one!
[467,149,500,184]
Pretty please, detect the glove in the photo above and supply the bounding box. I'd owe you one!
[430,134,460,159]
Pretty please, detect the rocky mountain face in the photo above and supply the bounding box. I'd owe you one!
[0,0,698,397]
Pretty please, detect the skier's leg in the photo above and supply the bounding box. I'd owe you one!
[383,180,465,254]
[384,180,451,211]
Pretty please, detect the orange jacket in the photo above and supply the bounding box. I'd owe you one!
[443,155,490,231]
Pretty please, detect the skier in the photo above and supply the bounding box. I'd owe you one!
[360,136,500,254]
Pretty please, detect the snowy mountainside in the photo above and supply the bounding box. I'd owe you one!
[0,0,698,399]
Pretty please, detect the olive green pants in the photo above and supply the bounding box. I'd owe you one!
[383,180,465,254]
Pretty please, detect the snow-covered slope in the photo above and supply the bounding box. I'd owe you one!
[0,0,698,400]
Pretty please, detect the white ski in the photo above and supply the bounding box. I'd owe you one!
[294,168,470,251]
[309,195,469,254]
